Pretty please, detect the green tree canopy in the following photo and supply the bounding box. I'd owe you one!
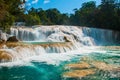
[0,0,25,31]
[0,0,120,31]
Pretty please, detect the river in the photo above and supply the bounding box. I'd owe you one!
[0,25,120,80]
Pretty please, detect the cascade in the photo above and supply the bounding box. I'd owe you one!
[11,26,120,45]
[0,25,120,63]
[82,27,120,45]
[0,42,78,62]
[10,26,94,46]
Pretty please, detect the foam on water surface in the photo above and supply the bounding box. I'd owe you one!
[1,46,120,67]
[0,46,120,80]
[0,46,98,67]
[0,26,120,80]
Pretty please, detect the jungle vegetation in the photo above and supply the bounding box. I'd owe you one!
[0,0,120,31]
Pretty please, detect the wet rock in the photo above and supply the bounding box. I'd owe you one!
[7,36,19,42]
[0,51,12,62]
[64,36,71,42]
[63,55,120,79]
[91,61,116,71]
[63,69,95,78]
[80,56,93,62]
[65,62,90,69]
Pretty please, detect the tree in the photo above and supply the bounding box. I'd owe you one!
[46,8,61,25]
[37,8,52,25]
[100,0,116,28]
[2,0,118,31]
[60,13,70,25]
[93,0,120,30]
[25,14,41,26]
[69,0,120,30]
[70,9,81,26]
[0,0,25,31]
[70,1,96,26]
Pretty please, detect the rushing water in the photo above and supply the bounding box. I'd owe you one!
[10,25,120,45]
[0,26,120,80]
[0,46,120,80]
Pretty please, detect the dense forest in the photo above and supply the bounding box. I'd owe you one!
[0,0,120,31]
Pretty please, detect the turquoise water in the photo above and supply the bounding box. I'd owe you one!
[0,46,120,80]
[0,63,63,80]
[22,41,66,45]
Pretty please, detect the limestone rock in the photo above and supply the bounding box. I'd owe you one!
[64,36,71,42]
[65,62,90,69]
[0,51,12,62]
[7,36,19,42]
[63,69,95,78]
[91,61,119,71]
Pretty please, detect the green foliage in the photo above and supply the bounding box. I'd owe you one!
[0,13,15,32]
[26,8,70,25]
[0,0,120,31]
[94,0,120,29]
[37,8,53,25]
[70,1,96,26]
[0,0,24,32]
[25,14,41,26]
[46,8,61,25]
[69,0,120,30]
[60,14,70,25]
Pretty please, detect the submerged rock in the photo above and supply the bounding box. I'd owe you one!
[7,36,19,42]
[91,61,119,71]
[63,69,95,78]
[65,62,90,69]
[63,56,120,79]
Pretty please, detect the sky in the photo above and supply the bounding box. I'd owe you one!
[25,0,101,13]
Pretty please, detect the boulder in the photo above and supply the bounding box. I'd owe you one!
[7,36,19,42]
[64,36,71,42]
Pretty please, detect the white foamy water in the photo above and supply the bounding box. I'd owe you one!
[82,27,120,45]
[0,46,99,67]
[10,25,120,45]
[0,25,120,67]
[10,26,95,46]
[0,45,120,67]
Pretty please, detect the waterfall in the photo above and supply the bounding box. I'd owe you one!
[0,25,119,63]
[82,27,120,45]
[10,26,120,45]
[10,26,94,46]
[0,42,79,62]
[0,30,8,41]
